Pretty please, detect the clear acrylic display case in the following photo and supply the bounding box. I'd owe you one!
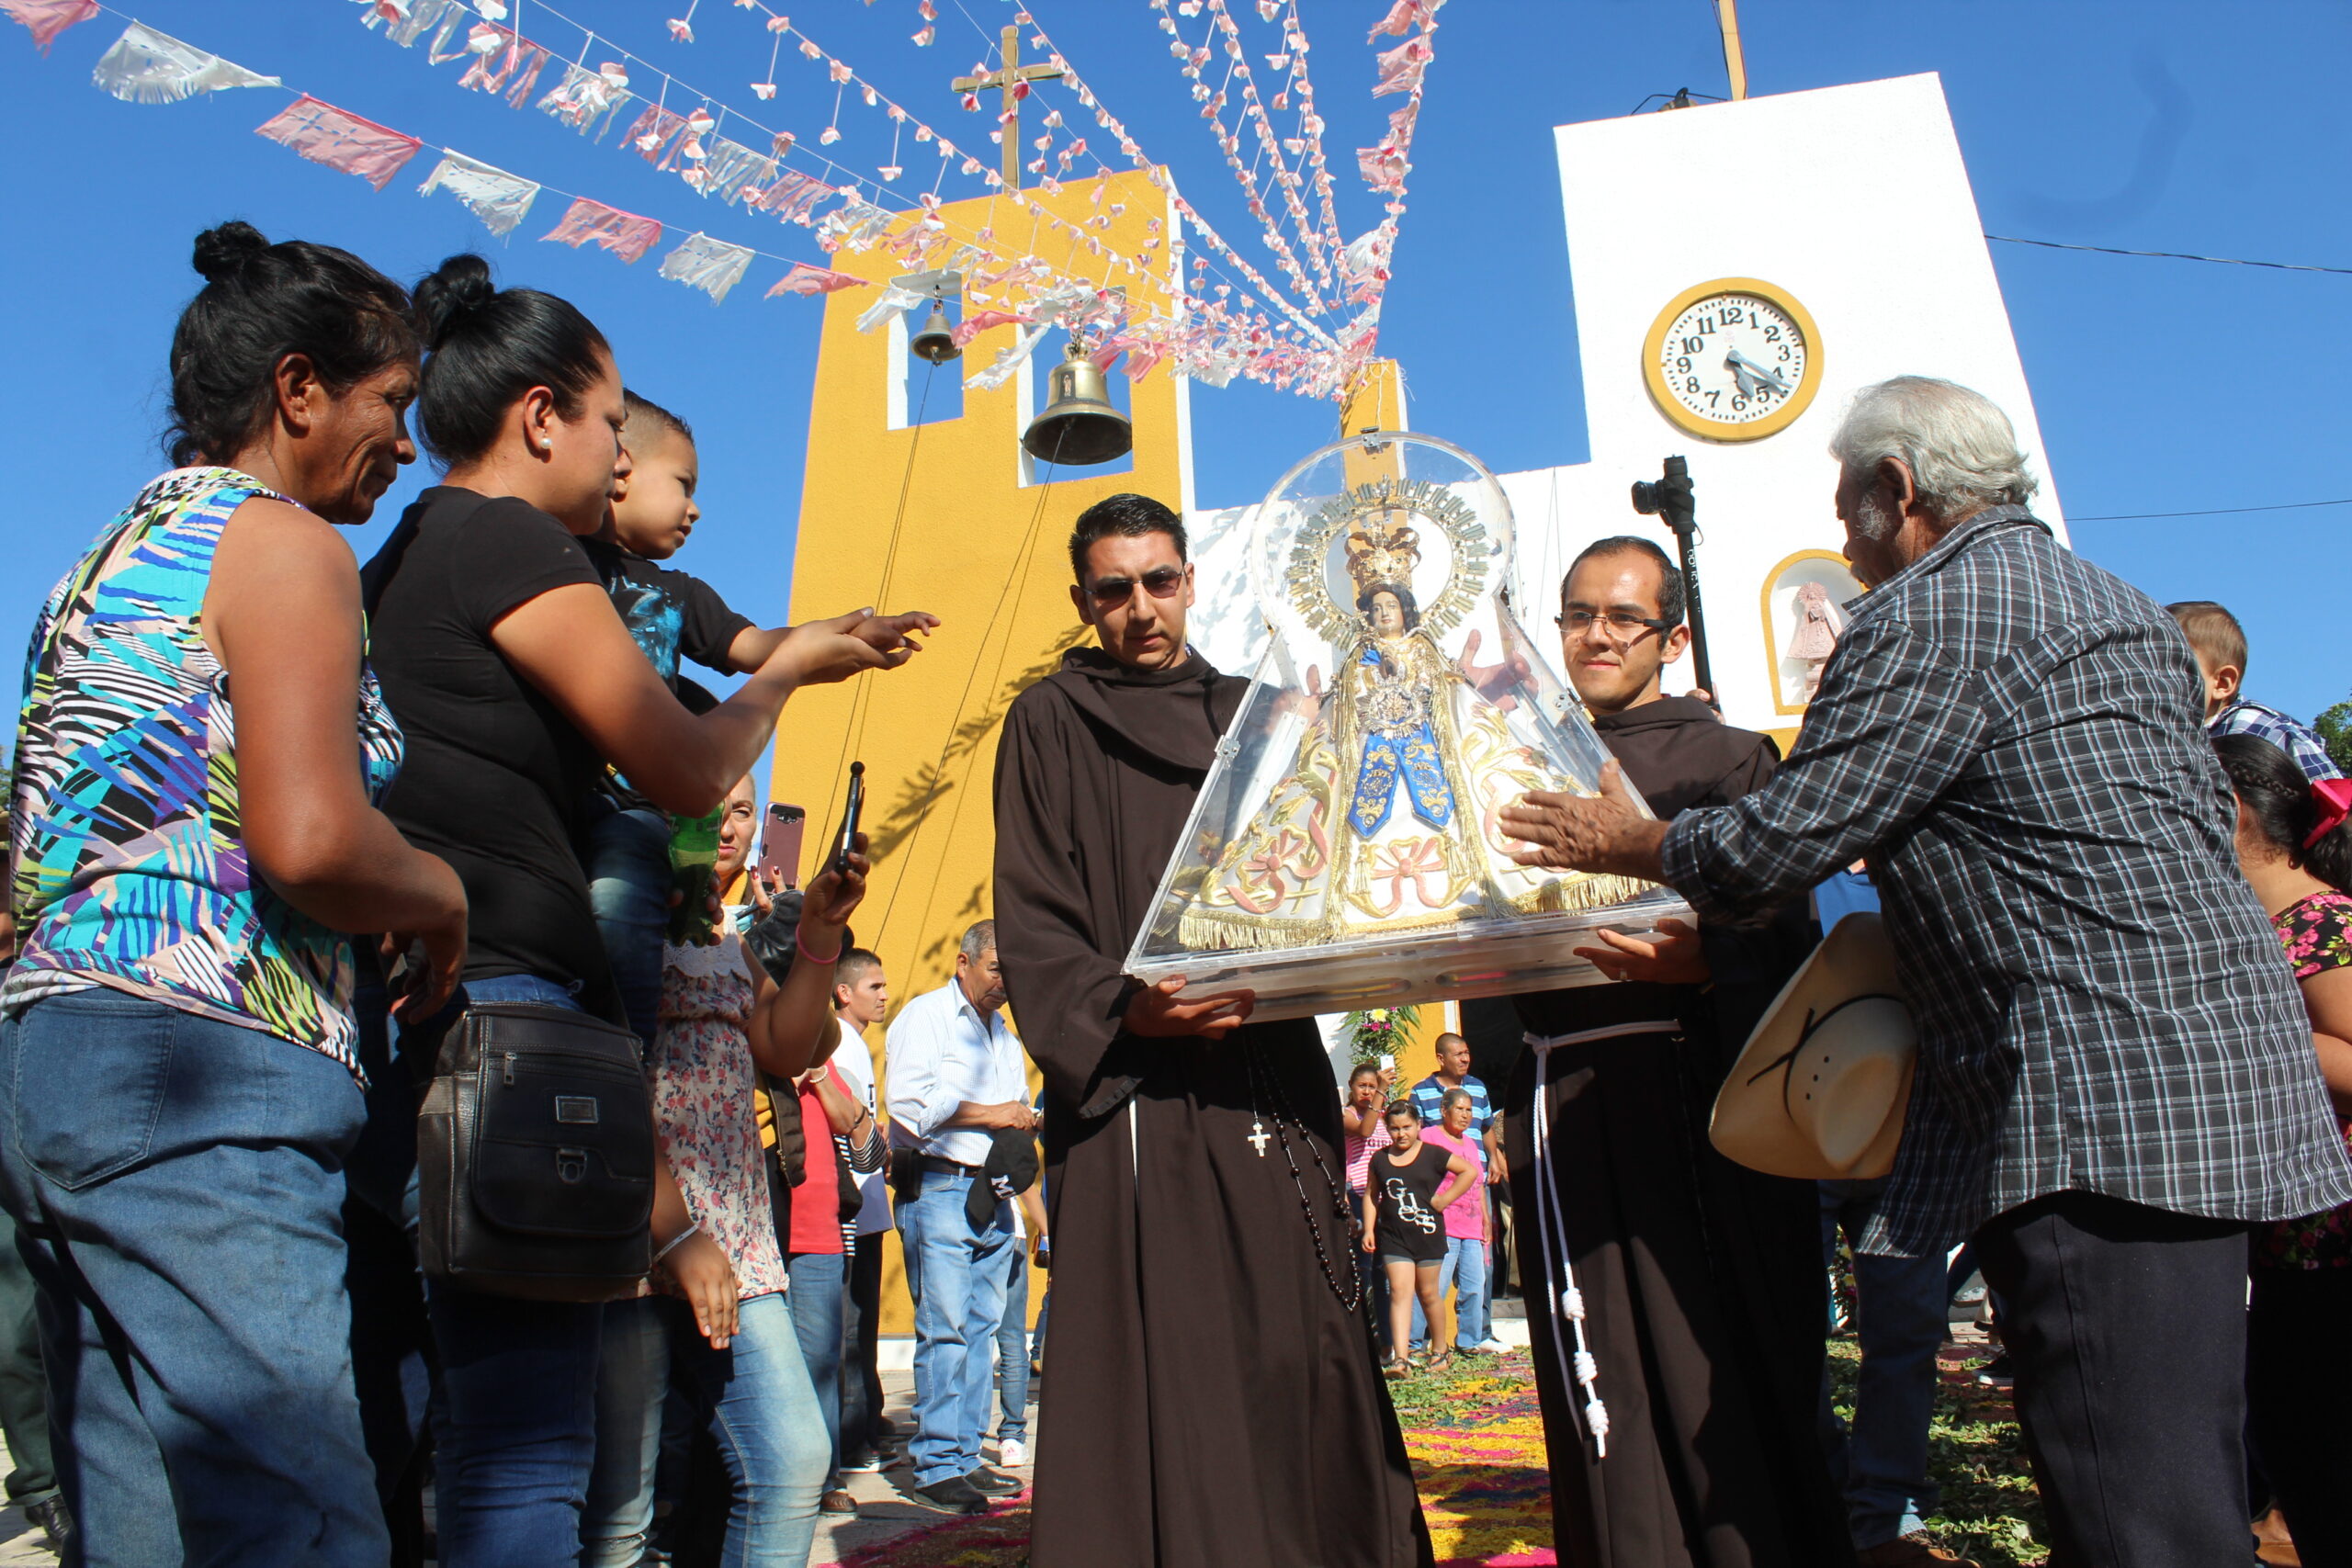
[1125,432,1693,1021]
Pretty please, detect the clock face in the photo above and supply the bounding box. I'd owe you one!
[1642,278,1822,441]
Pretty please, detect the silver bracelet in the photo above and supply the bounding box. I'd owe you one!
[653,1223,701,1266]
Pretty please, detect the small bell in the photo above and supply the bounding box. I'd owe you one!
[1022,339,1133,466]
[908,300,959,364]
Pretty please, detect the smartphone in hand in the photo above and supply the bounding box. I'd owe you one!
[759,804,805,890]
[832,761,865,874]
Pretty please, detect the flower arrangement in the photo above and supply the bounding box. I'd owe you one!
[1341,1005,1420,1067]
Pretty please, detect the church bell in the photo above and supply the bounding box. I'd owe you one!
[907,301,959,365]
[1021,339,1133,466]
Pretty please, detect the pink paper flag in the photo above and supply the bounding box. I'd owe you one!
[255,96,424,191]
[540,197,662,264]
[1373,37,1431,97]
[623,103,688,166]
[765,263,865,298]
[949,309,1032,347]
[1,0,99,54]
[1367,0,1424,40]
[752,167,833,226]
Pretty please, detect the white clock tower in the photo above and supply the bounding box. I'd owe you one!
[1188,71,2064,752]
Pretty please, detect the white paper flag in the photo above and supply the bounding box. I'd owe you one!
[854,284,926,334]
[656,232,754,305]
[965,322,1053,390]
[92,22,279,104]
[417,150,540,238]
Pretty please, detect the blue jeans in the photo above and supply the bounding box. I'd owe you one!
[995,1241,1030,1445]
[582,1292,827,1567]
[1819,1179,1948,1549]
[423,972,608,1568]
[1441,1235,1490,1348]
[586,804,672,1051]
[343,970,435,1535]
[895,1170,1013,1485]
[840,1239,888,1463]
[1408,1236,1489,1350]
[786,1251,847,1488]
[0,990,387,1567]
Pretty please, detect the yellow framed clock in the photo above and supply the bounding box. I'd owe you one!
[1642,277,1823,442]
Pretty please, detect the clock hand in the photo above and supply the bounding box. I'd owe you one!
[1724,347,1791,398]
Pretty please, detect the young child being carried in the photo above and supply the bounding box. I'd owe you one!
[584,391,933,1046]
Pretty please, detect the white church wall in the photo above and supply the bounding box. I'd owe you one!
[1547,72,2065,734]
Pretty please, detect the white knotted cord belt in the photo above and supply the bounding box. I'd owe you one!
[1523,1021,1681,1461]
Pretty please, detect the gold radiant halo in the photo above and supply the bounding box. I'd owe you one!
[1280,478,1491,644]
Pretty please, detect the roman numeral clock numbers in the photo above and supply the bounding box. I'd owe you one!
[1641,277,1824,442]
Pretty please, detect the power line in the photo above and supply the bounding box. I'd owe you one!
[2068,498,2352,523]
[1985,233,2352,276]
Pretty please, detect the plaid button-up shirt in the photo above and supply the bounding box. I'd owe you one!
[1663,506,2352,1256]
[2211,699,2344,783]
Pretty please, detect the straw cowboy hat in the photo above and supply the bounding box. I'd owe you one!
[1710,912,1917,1180]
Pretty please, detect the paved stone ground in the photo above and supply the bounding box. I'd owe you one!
[0,1298,1544,1563]
[0,1489,55,1565]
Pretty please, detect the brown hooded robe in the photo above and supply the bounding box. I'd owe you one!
[992,647,1432,1568]
[1502,696,1852,1568]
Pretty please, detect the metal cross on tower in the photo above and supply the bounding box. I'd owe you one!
[952,24,1066,194]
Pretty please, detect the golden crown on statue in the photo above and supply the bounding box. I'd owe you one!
[1342,510,1423,598]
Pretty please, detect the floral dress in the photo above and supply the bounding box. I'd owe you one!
[647,933,788,1300]
[2255,890,2352,1270]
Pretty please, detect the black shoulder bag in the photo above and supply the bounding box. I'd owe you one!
[416,1002,656,1301]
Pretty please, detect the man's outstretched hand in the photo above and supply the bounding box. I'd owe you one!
[1125,976,1256,1040]
[1498,760,1671,883]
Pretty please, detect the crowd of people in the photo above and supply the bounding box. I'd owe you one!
[0,219,2344,1568]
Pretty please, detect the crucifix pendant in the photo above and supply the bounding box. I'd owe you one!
[1249,1119,1272,1157]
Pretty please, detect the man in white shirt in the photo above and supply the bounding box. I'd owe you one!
[884,920,1037,1514]
[828,948,897,1475]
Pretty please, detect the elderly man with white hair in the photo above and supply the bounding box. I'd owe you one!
[1500,376,2352,1568]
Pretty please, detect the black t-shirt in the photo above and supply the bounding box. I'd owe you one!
[1369,1142,1452,1262]
[576,536,752,689]
[578,537,753,811]
[362,487,615,1009]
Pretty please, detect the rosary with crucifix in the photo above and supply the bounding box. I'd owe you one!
[1243,1049,1363,1311]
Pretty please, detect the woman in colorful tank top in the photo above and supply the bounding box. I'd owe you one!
[0,222,466,1567]
[2215,734,2352,1562]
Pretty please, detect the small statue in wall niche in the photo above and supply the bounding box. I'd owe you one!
[1785,579,1849,702]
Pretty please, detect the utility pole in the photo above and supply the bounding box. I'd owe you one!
[1713,0,1749,101]
[951,25,1066,194]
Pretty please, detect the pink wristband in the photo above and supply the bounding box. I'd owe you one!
[797,927,842,966]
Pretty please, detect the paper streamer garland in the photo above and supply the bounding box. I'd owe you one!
[91,20,280,103]
[657,232,754,304]
[416,150,539,237]
[0,0,97,54]
[765,262,864,297]
[255,95,423,190]
[541,197,664,265]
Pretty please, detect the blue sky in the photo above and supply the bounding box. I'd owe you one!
[2,0,2346,722]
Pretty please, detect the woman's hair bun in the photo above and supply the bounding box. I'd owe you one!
[412,253,498,349]
[191,220,271,285]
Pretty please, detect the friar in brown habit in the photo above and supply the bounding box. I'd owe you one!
[1498,537,1854,1568]
[991,493,1432,1568]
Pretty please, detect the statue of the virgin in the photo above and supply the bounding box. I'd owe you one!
[1174,491,1650,950]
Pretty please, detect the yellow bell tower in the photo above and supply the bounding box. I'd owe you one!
[772,166,1189,995]
[772,171,1189,1332]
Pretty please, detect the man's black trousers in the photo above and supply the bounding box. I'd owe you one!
[1973,1190,2250,1568]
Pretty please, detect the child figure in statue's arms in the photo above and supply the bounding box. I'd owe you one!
[586,390,933,1046]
